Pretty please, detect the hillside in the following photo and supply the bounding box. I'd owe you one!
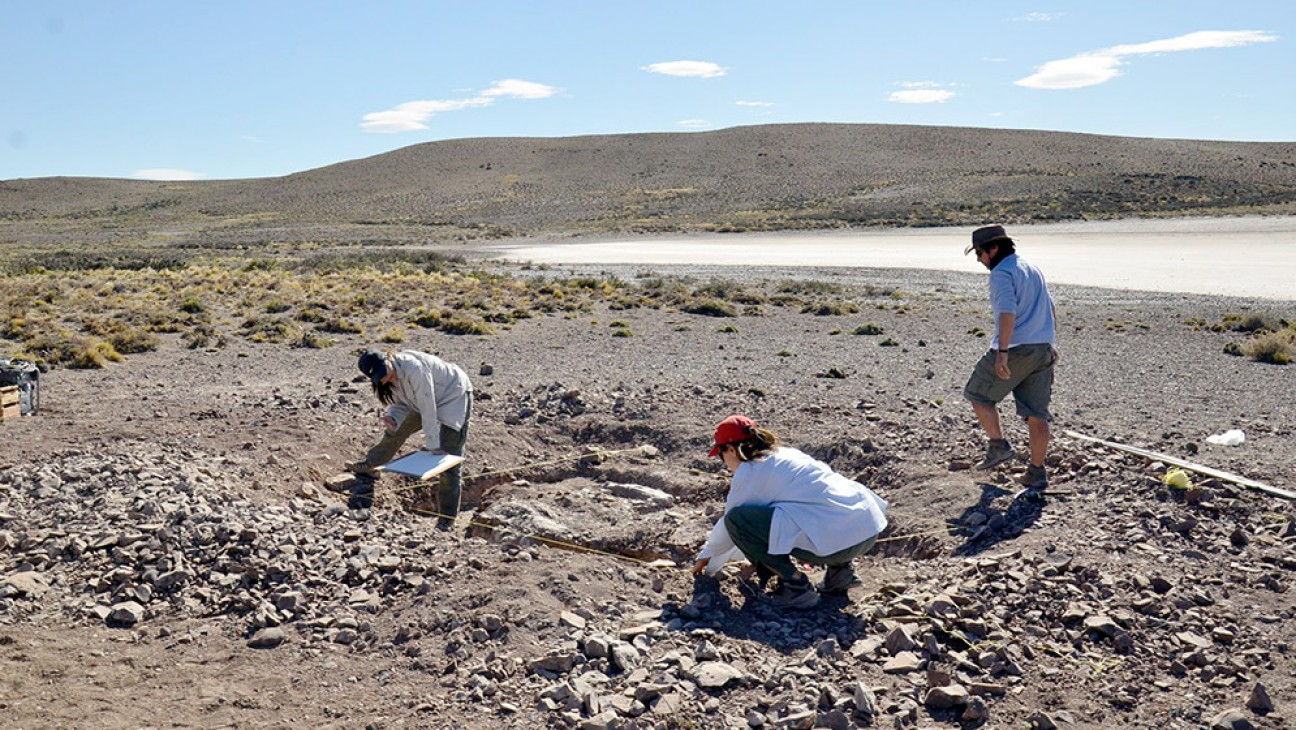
[3,123,1296,251]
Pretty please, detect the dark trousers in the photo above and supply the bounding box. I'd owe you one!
[724,505,876,580]
[365,395,472,517]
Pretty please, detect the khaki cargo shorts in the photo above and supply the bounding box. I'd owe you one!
[963,343,1056,421]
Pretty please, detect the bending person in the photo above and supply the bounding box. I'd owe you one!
[349,348,473,525]
[692,415,889,609]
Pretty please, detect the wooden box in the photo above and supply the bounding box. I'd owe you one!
[1,385,20,421]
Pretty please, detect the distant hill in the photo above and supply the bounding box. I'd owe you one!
[3,123,1295,249]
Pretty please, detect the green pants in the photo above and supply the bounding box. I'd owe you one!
[724,505,877,580]
[365,395,471,517]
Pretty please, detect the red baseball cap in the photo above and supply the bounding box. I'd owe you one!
[709,414,757,457]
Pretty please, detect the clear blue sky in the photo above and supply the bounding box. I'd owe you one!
[3,1,1290,181]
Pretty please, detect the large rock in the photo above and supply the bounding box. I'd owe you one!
[3,571,49,597]
[248,627,286,649]
[1209,709,1255,730]
[924,684,970,709]
[108,601,145,627]
[693,661,744,689]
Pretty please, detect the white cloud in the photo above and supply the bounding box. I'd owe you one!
[888,89,955,104]
[481,79,558,99]
[1011,12,1061,22]
[643,61,726,78]
[361,79,557,133]
[1016,30,1278,90]
[132,168,205,181]
[736,101,774,107]
[896,81,943,89]
[678,119,711,128]
[1017,55,1123,90]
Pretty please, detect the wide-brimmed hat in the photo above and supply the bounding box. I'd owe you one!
[357,349,390,386]
[965,225,1013,255]
[709,414,757,457]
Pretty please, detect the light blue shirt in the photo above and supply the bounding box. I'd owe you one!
[989,253,1055,349]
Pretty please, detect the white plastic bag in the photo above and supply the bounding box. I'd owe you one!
[1205,429,1245,446]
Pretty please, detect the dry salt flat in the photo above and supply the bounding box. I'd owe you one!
[493,216,1296,301]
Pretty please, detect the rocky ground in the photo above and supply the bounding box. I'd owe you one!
[1,262,1293,730]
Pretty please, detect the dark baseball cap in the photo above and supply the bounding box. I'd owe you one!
[357,350,389,385]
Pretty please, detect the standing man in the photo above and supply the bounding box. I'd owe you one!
[349,349,473,526]
[963,225,1058,491]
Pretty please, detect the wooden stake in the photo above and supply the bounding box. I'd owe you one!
[1063,429,1295,501]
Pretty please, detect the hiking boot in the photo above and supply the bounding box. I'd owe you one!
[976,439,1014,470]
[1020,464,1048,490]
[767,574,819,610]
[819,564,859,595]
[346,459,377,477]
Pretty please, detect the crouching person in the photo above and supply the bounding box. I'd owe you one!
[691,415,889,609]
[348,348,473,527]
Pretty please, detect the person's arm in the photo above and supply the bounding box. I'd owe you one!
[995,312,1016,380]
[1051,302,1060,361]
[386,393,410,431]
[695,467,755,571]
[411,371,442,451]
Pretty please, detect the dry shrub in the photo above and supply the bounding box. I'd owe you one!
[71,340,124,369]
[682,298,737,317]
[439,318,494,336]
[108,327,159,354]
[297,331,334,349]
[183,324,226,350]
[1242,330,1294,364]
[1219,313,1281,333]
[318,318,363,335]
[803,301,860,316]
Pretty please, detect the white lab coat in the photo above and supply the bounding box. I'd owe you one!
[697,447,888,574]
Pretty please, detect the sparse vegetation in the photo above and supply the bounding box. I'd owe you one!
[1242,330,1294,364]
[682,299,737,318]
[802,301,860,316]
[852,323,885,336]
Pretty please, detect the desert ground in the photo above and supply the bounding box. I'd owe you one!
[2,225,1294,730]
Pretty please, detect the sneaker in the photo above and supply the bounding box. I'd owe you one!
[976,439,1014,470]
[1020,464,1048,490]
[346,460,377,477]
[768,575,820,609]
[819,564,859,594]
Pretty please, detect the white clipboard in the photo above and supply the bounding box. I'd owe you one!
[376,451,465,480]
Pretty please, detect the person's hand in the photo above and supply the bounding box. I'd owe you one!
[380,414,397,432]
[995,351,1011,380]
[1051,345,1060,362]
[692,558,710,575]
